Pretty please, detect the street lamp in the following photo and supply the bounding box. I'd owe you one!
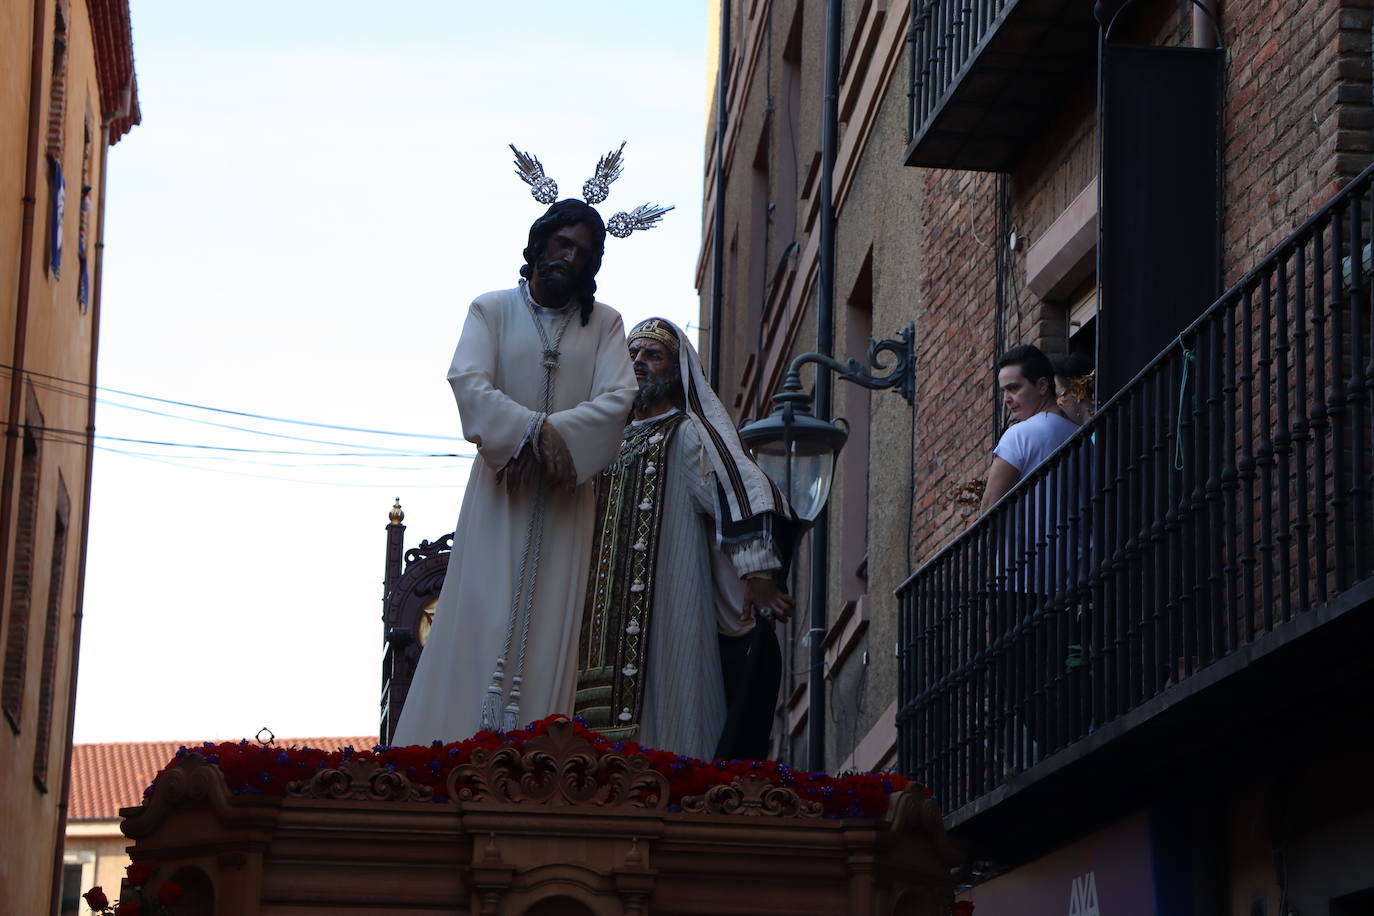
[738,323,915,771]
[740,323,915,516]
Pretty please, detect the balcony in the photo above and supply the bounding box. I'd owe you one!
[904,0,1098,171]
[896,165,1374,856]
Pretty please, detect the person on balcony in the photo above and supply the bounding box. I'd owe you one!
[1052,352,1096,427]
[980,344,1080,512]
[392,198,638,746]
[574,318,796,761]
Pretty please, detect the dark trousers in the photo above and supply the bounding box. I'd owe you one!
[713,616,782,761]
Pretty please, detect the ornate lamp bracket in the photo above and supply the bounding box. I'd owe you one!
[782,322,915,405]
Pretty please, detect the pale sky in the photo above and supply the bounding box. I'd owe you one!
[73,1,709,743]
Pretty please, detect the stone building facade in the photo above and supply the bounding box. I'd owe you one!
[700,0,1374,910]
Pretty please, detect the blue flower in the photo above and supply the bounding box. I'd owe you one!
[447,747,461,757]
[384,763,396,773]
[206,754,220,765]
[276,751,290,764]
[342,746,355,761]
[259,772,274,784]
[431,740,443,748]
[667,804,683,813]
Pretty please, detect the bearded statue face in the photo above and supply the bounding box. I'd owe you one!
[629,338,681,415]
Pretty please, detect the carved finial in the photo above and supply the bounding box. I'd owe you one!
[625,836,643,867]
[482,832,502,864]
[389,498,404,525]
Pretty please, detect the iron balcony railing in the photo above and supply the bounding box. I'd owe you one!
[907,0,1010,143]
[896,164,1374,815]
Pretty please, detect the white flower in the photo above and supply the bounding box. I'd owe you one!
[645,463,657,475]
[621,664,638,677]
[626,620,641,635]
[618,708,633,722]
[632,539,647,551]
[638,499,652,511]
[630,579,645,593]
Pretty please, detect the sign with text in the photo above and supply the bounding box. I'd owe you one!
[956,813,1155,915]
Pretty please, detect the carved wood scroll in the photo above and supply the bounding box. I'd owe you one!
[446,719,671,809]
[679,775,823,818]
[286,758,435,802]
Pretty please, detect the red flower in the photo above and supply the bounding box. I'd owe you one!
[952,901,975,915]
[82,886,109,909]
[124,862,155,886]
[156,882,183,905]
[114,904,143,916]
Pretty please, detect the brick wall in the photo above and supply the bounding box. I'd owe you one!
[907,0,1374,567]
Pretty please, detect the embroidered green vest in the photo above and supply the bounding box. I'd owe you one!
[574,411,689,740]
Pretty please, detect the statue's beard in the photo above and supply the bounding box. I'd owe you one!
[535,254,576,303]
[634,368,680,415]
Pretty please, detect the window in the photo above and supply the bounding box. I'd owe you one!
[33,478,70,791]
[2,422,42,731]
[78,112,93,312]
[44,1,71,279]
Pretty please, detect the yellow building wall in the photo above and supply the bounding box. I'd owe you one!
[64,822,130,906]
[0,0,113,911]
[0,0,37,368]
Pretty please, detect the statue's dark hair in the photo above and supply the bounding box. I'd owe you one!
[519,199,607,325]
[996,343,1057,396]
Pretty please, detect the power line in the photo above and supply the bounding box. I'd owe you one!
[0,362,462,442]
[7,422,474,460]
[97,400,462,453]
[97,446,467,489]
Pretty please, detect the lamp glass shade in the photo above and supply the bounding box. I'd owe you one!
[751,437,836,522]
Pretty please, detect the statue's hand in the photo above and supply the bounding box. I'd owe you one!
[743,575,794,623]
[539,420,577,493]
[497,448,538,496]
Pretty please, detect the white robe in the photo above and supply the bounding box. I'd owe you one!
[634,417,781,759]
[393,287,637,745]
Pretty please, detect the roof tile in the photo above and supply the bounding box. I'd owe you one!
[70,736,375,821]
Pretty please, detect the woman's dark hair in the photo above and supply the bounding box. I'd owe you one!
[996,344,1057,396]
[519,199,607,325]
[1051,351,1094,382]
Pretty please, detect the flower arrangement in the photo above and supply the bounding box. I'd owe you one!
[147,714,924,819]
[83,863,181,915]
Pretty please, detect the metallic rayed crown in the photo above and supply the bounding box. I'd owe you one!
[509,141,674,238]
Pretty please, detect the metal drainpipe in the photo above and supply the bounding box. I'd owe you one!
[1192,0,1220,48]
[47,81,130,916]
[710,0,730,390]
[2,0,49,728]
[808,0,841,774]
